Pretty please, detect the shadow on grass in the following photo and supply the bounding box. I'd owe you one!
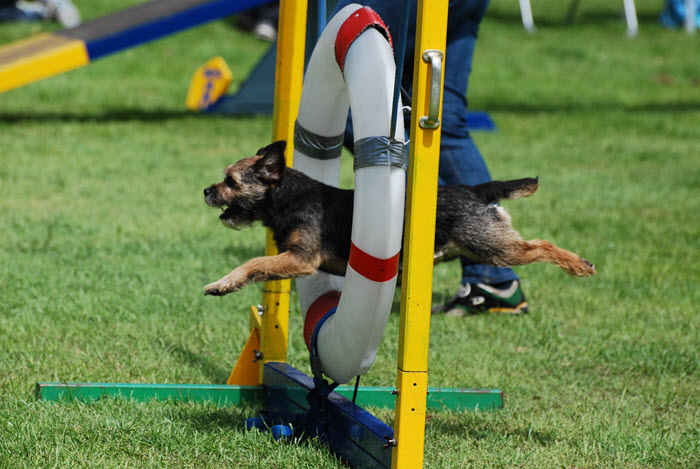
[2,98,697,129]
[482,100,700,115]
[488,9,662,29]
[173,404,252,432]
[428,416,558,447]
[162,342,231,384]
[0,109,256,124]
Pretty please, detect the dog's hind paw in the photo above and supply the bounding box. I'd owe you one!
[578,257,596,276]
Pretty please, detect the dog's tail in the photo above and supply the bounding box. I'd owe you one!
[471,177,539,204]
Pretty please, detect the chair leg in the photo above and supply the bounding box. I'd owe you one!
[518,0,536,32]
[686,0,697,33]
[565,0,581,24]
[622,0,638,37]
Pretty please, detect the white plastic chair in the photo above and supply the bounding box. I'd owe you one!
[518,0,639,36]
[685,0,697,33]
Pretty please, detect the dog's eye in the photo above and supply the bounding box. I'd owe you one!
[224,175,237,189]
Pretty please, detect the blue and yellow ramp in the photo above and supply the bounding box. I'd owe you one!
[0,0,272,94]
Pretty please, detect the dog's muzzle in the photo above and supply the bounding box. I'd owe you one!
[203,186,221,209]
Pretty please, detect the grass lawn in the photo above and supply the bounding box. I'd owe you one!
[0,0,698,467]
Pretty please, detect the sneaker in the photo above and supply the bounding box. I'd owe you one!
[40,0,81,28]
[14,1,47,20]
[253,19,277,41]
[432,280,529,316]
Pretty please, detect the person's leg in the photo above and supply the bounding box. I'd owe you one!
[434,1,527,314]
[0,1,43,22]
[439,1,519,287]
[43,0,81,28]
[0,0,80,26]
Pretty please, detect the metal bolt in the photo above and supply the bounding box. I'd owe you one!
[252,350,263,362]
[382,435,397,449]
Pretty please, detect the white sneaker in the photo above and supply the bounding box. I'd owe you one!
[253,20,277,41]
[16,1,48,17]
[41,0,81,28]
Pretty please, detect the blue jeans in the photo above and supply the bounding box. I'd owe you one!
[334,0,518,286]
[660,0,700,27]
[0,3,42,22]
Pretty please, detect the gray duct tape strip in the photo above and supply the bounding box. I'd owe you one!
[354,137,408,170]
[294,121,344,160]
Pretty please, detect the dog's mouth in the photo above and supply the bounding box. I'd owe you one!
[219,204,233,219]
[209,195,257,229]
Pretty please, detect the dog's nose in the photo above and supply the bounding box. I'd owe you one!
[204,187,212,197]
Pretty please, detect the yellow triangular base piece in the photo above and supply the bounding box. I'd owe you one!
[227,305,263,386]
[185,56,233,111]
[227,327,261,385]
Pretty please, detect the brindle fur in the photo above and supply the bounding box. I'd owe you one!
[203,141,595,295]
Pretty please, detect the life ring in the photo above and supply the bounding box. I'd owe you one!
[292,5,407,384]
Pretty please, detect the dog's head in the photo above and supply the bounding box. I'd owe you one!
[204,140,287,229]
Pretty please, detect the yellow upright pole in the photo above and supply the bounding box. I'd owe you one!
[392,1,448,467]
[259,0,308,382]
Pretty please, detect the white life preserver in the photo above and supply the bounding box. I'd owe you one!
[292,5,407,384]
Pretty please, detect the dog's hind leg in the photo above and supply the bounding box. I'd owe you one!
[204,251,320,296]
[451,202,595,277]
[501,238,596,276]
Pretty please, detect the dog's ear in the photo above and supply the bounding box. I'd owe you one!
[257,141,287,158]
[255,141,287,184]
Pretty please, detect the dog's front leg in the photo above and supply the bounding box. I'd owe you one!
[204,250,319,296]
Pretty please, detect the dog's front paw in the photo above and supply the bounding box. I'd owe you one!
[204,281,239,296]
[204,281,227,296]
[204,275,245,296]
[204,282,227,296]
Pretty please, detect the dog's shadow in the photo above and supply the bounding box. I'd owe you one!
[160,341,231,384]
[164,400,255,438]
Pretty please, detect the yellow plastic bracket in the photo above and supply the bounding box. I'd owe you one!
[226,306,263,385]
[248,303,263,332]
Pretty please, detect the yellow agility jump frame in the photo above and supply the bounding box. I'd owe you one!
[230,0,450,467]
[393,1,448,466]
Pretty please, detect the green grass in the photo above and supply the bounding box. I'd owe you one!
[0,0,698,467]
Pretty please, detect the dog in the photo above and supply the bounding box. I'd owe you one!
[203,141,595,296]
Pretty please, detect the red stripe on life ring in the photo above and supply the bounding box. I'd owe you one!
[335,6,393,73]
[303,290,342,350]
[348,243,400,283]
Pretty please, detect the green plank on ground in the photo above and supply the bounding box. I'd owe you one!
[35,382,263,406]
[36,381,503,411]
[332,386,502,411]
